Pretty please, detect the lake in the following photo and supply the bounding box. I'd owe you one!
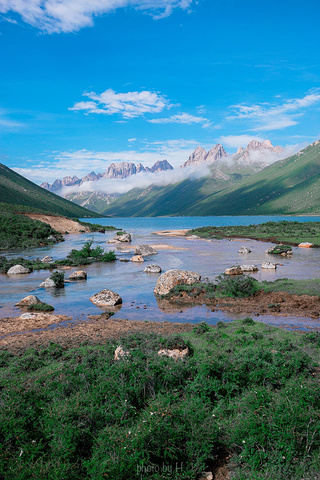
[1,215,320,330]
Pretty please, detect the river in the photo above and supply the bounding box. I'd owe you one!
[1,215,320,330]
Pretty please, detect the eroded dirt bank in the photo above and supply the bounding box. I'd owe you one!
[23,213,90,233]
[0,313,194,353]
[159,289,320,319]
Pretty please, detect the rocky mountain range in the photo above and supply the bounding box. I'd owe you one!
[42,159,174,193]
[40,139,282,212]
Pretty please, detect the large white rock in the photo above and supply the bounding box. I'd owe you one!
[154,269,201,296]
[41,256,53,263]
[239,246,251,254]
[7,265,31,275]
[90,289,122,307]
[261,262,277,270]
[40,278,56,288]
[224,266,243,275]
[130,255,144,262]
[240,265,259,272]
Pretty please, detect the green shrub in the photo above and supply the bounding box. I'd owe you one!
[50,271,65,288]
[215,274,259,298]
[27,302,54,312]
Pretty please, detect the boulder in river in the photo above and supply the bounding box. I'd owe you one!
[262,262,277,269]
[7,265,31,275]
[238,246,251,254]
[144,264,162,273]
[134,244,158,256]
[90,289,122,307]
[224,266,243,275]
[15,295,42,307]
[240,265,259,272]
[154,269,201,296]
[40,278,56,288]
[130,255,144,262]
[68,270,87,280]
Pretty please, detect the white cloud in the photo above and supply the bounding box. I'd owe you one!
[149,112,211,127]
[128,137,136,142]
[0,110,24,129]
[61,164,209,195]
[228,91,320,132]
[70,88,171,118]
[0,0,193,33]
[217,135,264,149]
[14,139,199,183]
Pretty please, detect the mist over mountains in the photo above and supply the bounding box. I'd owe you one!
[40,139,291,213]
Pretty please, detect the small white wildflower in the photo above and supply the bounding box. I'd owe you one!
[242,440,246,444]
[19,449,23,457]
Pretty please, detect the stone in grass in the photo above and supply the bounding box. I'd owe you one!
[7,265,31,275]
[144,264,162,273]
[154,269,201,296]
[158,347,189,361]
[130,255,144,262]
[15,295,42,307]
[68,270,87,280]
[90,289,122,307]
[41,256,53,263]
[114,346,130,361]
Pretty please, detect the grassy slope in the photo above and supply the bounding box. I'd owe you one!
[0,163,100,218]
[0,322,320,479]
[189,141,320,215]
[102,176,229,217]
[103,141,320,216]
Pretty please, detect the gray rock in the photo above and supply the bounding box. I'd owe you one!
[154,269,201,296]
[68,270,87,280]
[41,256,53,263]
[47,235,58,243]
[262,262,277,270]
[198,473,213,480]
[224,266,243,275]
[40,277,56,288]
[144,264,162,273]
[15,295,42,307]
[107,238,121,244]
[134,244,158,256]
[239,246,251,254]
[90,289,122,307]
[7,265,31,275]
[240,265,259,272]
[116,233,131,243]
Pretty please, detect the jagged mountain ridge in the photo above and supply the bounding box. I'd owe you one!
[102,140,320,217]
[42,159,174,193]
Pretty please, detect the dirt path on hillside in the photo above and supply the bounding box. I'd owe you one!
[0,313,194,353]
[24,213,90,233]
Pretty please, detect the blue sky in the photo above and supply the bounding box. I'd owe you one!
[1,0,320,183]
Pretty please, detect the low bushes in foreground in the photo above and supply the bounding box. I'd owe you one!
[0,321,319,479]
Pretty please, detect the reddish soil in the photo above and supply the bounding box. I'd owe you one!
[0,313,194,354]
[160,289,320,319]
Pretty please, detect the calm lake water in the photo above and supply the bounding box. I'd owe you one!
[1,215,320,331]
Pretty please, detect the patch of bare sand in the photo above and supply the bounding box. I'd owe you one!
[0,314,194,353]
[24,213,90,234]
[116,244,187,251]
[153,229,188,237]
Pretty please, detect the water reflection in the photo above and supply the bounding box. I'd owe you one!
[1,215,320,330]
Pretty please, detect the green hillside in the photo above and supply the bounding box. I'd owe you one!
[102,176,231,217]
[103,140,320,216]
[0,163,100,218]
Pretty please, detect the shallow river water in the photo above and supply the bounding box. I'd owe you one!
[1,215,320,331]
